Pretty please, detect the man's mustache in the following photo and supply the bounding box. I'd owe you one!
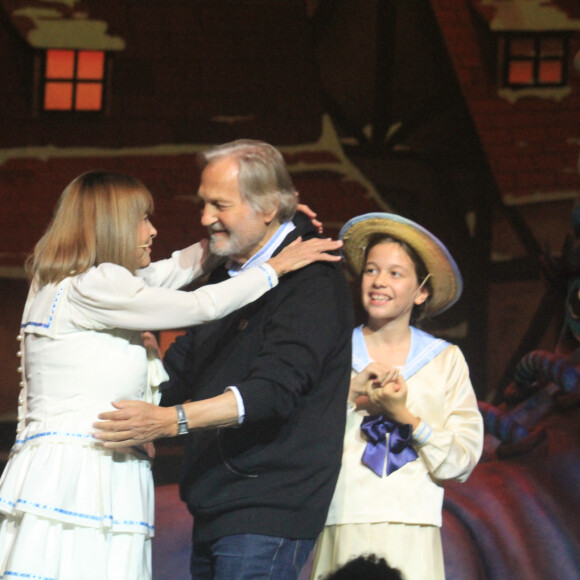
[208,225,227,234]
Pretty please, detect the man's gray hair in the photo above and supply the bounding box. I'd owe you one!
[200,139,298,222]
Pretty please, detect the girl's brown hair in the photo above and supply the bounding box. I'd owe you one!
[26,171,154,287]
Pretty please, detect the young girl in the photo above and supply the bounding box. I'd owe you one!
[0,170,340,580]
[311,212,483,580]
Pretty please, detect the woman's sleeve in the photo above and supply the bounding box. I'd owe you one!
[412,346,484,482]
[68,262,277,331]
[137,239,223,290]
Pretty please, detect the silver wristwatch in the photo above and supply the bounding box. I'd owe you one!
[175,404,188,435]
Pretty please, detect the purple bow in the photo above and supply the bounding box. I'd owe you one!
[360,415,418,477]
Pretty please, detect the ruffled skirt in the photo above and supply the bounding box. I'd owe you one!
[0,429,154,580]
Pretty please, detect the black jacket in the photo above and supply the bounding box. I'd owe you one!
[161,213,353,541]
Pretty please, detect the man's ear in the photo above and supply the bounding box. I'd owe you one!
[262,207,278,225]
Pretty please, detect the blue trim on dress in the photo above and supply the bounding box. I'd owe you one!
[257,265,274,289]
[20,286,64,331]
[13,431,94,446]
[0,496,154,533]
[403,327,450,380]
[351,325,450,379]
[413,421,433,445]
[0,497,15,509]
[3,571,57,579]
[3,430,155,533]
[352,325,372,374]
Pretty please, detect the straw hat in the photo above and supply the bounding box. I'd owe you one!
[339,212,463,316]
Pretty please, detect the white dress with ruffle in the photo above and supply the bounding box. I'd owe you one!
[0,244,278,580]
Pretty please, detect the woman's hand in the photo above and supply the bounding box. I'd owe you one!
[93,401,177,448]
[297,203,323,234]
[266,236,342,276]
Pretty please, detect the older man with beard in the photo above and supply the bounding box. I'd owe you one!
[96,140,353,580]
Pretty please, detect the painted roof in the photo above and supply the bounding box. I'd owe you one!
[472,0,580,31]
[2,0,125,49]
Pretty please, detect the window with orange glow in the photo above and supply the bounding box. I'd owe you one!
[43,49,106,112]
[503,34,568,89]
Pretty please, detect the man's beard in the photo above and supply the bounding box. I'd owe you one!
[208,231,240,256]
[208,225,265,259]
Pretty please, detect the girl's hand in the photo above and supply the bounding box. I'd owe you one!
[349,363,399,402]
[367,375,408,417]
[357,375,421,429]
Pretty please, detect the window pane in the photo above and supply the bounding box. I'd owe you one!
[539,61,563,84]
[508,61,534,85]
[75,83,103,110]
[46,50,75,79]
[540,37,564,57]
[77,51,104,80]
[44,82,73,110]
[509,38,535,57]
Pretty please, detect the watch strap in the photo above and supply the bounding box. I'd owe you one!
[175,404,188,435]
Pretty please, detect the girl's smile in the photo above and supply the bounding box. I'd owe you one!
[361,242,428,323]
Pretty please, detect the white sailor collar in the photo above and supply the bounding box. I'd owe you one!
[351,324,450,380]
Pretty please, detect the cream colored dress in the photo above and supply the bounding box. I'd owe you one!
[311,326,484,580]
[0,244,278,580]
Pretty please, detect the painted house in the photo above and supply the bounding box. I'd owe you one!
[1,0,579,408]
[433,0,580,204]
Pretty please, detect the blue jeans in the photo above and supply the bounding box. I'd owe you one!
[190,533,315,580]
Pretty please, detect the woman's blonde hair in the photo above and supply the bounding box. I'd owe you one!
[27,171,154,287]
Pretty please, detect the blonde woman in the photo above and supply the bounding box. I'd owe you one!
[0,171,340,580]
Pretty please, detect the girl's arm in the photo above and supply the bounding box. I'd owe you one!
[411,347,484,482]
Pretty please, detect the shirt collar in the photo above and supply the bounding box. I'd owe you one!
[226,221,296,277]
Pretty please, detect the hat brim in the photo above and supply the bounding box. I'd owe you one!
[339,213,463,316]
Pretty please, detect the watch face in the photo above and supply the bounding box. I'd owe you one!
[178,423,188,435]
